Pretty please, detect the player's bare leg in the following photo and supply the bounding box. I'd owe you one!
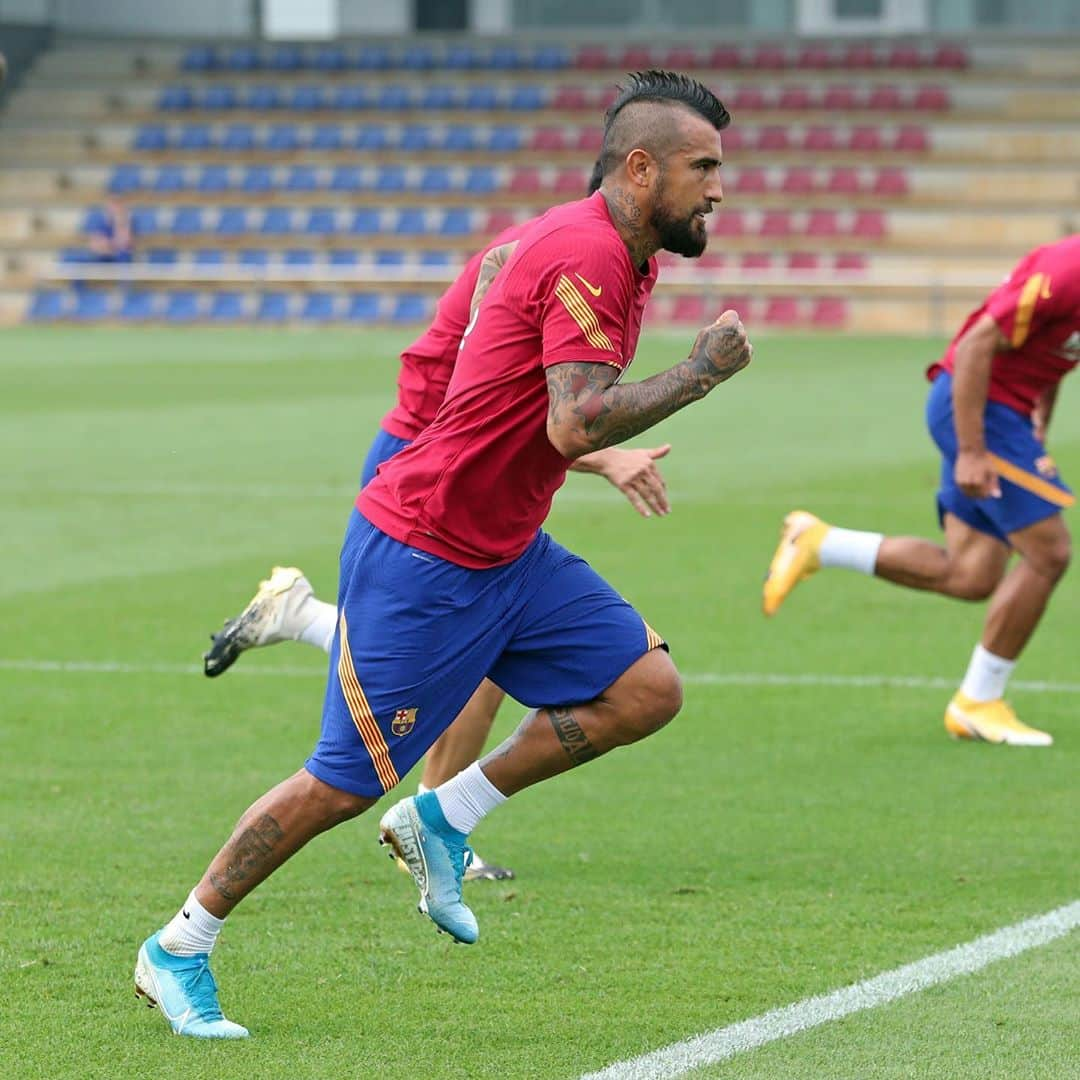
[378,648,681,942]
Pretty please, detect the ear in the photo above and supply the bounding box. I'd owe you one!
[624,147,655,188]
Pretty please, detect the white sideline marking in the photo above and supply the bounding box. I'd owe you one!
[578,901,1080,1080]
[1,659,1080,696]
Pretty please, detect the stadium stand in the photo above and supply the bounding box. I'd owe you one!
[1,37,1078,329]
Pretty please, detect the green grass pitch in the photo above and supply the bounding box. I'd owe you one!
[1,326,1077,1079]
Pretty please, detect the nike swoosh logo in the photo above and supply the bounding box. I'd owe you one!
[575,273,602,297]
[182,909,191,919]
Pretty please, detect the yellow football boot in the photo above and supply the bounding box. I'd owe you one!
[762,511,829,616]
[945,692,1053,747]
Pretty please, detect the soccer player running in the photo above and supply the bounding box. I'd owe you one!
[763,234,1080,746]
[135,71,751,1038]
[200,167,673,882]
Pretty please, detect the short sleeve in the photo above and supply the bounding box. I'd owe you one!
[532,233,634,371]
[986,248,1070,349]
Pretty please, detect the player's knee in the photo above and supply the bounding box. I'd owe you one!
[299,768,375,824]
[949,572,998,602]
[1033,535,1072,582]
[618,648,683,738]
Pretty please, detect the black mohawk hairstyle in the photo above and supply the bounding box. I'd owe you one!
[604,69,730,132]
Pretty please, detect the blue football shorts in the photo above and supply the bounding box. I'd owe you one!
[306,510,666,797]
[927,371,1074,545]
[360,427,412,488]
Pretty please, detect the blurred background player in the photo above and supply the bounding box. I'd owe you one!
[201,166,673,881]
[763,234,1080,746]
[86,195,134,263]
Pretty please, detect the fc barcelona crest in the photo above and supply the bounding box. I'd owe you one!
[391,707,418,736]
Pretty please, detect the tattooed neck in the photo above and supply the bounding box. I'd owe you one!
[603,186,656,267]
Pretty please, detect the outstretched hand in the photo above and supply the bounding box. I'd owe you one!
[601,444,672,517]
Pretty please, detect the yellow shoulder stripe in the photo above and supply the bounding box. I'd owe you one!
[1011,272,1049,348]
[555,274,616,353]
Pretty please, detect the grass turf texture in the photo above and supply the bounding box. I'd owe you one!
[1,327,1077,1080]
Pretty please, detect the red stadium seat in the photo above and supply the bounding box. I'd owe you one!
[672,295,706,323]
[804,126,840,152]
[723,295,753,320]
[552,86,589,110]
[619,46,655,69]
[663,47,698,69]
[531,127,566,151]
[778,86,814,110]
[758,126,792,151]
[867,85,903,111]
[733,87,768,111]
[893,125,929,152]
[887,44,923,69]
[485,210,517,233]
[553,167,585,194]
[781,167,816,195]
[740,251,772,270]
[734,167,769,194]
[849,126,884,152]
[575,127,603,152]
[576,46,610,70]
[834,252,868,272]
[823,85,858,111]
[696,252,726,269]
[713,210,745,237]
[810,298,847,327]
[707,46,743,69]
[752,45,788,69]
[807,209,839,237]
[826,167,861,195]
[852,209,886,238]
[913,85,949,111]
[759,210,793,237]
[932,43,968,70]
[597,85,620,109]
[796,45,834,69]
[787,252,820,271]
[764,297,800,326]
[509,168,542,193]
[721,127,748,151]
[843,43,877,68]
[871,167,909,196]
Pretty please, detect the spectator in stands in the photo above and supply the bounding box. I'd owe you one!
[88,196,135,263]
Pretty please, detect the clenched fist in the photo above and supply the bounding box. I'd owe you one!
[688,309,753,389]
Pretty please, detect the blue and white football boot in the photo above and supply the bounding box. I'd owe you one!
[134,931,249,1038]
[379,791,479,944]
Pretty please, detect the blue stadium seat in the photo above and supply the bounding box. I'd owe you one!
[267,125,299,151]
[177,125,213,151]
[392,294,429,322]
[330,165,361,192]
[58,247,90,264]
[73,290,110,321]
[354,125,388,150]
[245,84,281,110]
[444,125,477,151]
[290,85,326,110]
[349,208,381,234]
[329,250,359,266]
[203,84,237,110]
[260,207,293,234]
[465,166,497,194]
[377,85,411,110]
[284,249,315,266]
[331,84,369,110]
[119,290,155,320]
[130,206,160,235]
[420,165,452,193]
[355,45,391,70]
[375,249,406,266]
[269,45,304,71]
[225,45,260,71]
[400,125,433,151]
[153,165,189,193]
[194,248,224,265]
[181,45,217,72]
[146,247,178,264]
[419,250,452,266]
[346,293,380,321]
[445,44,480,69]
[171,206,204,234]
[509,86,546,110]
[222,123,255,150]
[257,291,290,321]
[28,289,66,321]
[395,209,427,235]
[532,45,570,69]
[165,291,200,322]
[287,165,320,192]
[134,125,168,151]
[301,292,336,321]
[158,85,193,111]
[108,164,144,195]
[239,249,270,267]
[401,45,435,70]
[440,208,473,236]
[465,85,498,110]
[375,165,407,192]
[488,127,522,151]
[490,46,522,70]
[83,206,108,234]
[198,165,231,192]
[422,85,458,110]
[305,207,338,235]
[314,46,347,71]
[241,166,274,194]
[312,124,344,150]
[209,291,245,320]
[216,207,249,235]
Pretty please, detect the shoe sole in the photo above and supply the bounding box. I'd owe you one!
[134,946,164,1011]
[763,512,820,616]
[946,707,1052,747]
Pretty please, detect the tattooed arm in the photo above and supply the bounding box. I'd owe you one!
[469,241,519,319]
[545,310,753,458]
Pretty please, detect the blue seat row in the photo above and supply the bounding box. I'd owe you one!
[180,43,570,73]
[109,163,500,195]
[28,288,435,323]
[60,247,458,269]
[134,122,525,152]
[83,204,488,237]
[157,83,550,112]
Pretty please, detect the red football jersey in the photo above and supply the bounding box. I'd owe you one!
[381,223,531,441]
[359,192,659,568]
[929,234,1080,416]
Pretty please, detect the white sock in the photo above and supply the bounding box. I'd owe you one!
[960,644,1015,702]
[819,527,884,575]
[158,890,224,957]
[296,599,337,652]
[433,762,507,835]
